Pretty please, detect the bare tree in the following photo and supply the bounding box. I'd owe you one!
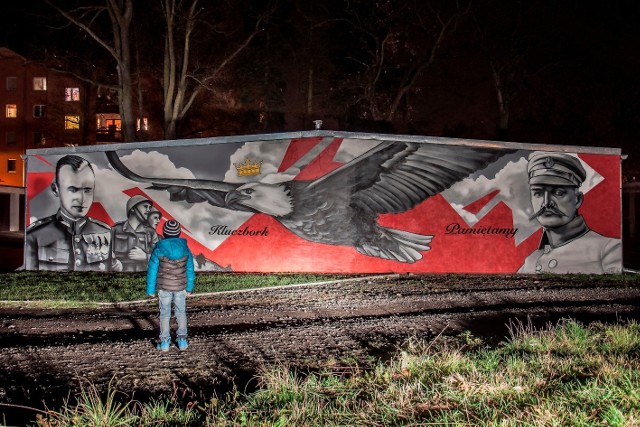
[294,3,346,128]
[472,0,561,140]
[472,1,524,140]
[161,0,267,139]
[47,0,137,142]
[334,0,470,127]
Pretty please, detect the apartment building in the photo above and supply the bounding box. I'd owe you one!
[0,47,99,185]
[0,47,101,231]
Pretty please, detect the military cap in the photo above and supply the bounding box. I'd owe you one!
[527,152,586,187]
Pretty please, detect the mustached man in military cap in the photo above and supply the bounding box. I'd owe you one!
[111,194,160,271]
[518,152,621,274]
[25,155,122,272]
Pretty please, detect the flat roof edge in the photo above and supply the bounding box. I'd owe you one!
[25,130,623,156]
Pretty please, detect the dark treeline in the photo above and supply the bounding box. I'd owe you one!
[2,0,639,175]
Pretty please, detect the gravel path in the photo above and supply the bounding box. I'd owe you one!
[1,274,639,424]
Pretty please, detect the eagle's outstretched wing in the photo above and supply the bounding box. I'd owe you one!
[105,151,245,209]
[289,140,512,262]
[305,140,512,214]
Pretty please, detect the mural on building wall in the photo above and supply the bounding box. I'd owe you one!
[25,136,623,273]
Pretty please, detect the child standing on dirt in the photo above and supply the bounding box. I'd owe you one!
[146,220,195,351]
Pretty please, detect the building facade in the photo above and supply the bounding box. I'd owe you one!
[0,47,98,189]
[0,47,110,234]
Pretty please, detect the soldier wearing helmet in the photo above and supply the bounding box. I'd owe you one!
[111,195,159,271]
[518,152,621,274]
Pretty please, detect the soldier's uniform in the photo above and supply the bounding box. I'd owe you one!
[518,152,622,274]
[112,220,159,272]
[25,210,121,271]
[518,215,622,274]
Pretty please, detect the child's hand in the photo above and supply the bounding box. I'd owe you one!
[147,294,155,299]
[186,292,192,296]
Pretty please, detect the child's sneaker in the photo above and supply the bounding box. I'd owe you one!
[156,339,170,351]
[177,338,188,350]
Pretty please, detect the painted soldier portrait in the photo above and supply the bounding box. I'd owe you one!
[147,206,162,235]
[518,152,622,274]
[25,155,122,272]
[111,195,159,272]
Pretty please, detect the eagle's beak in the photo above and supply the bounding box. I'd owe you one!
[225,190,248,207]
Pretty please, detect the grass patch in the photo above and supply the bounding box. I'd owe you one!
[0,271,358,306]
[208,319,640,426]
[32,319,640,426]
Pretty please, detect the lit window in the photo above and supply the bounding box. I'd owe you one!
[6,131,16,145]
[136,117,149,131]
[65,115,80,129]
[8,159,17,173]
[6,77,17,91]
[33,105,46,118]
[33,77,47,91]
[33,132,45,146]
[65,87,80,101]
[6,104,17,118]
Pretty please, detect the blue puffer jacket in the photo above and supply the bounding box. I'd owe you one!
[146,237,195,295]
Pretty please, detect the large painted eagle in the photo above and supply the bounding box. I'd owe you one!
[106,140,509,263]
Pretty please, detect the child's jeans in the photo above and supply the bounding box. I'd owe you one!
[158,289,187,342]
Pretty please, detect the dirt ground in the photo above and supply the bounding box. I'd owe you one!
[1,273,640,425]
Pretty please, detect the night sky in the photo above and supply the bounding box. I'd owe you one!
[1,1,639,175]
